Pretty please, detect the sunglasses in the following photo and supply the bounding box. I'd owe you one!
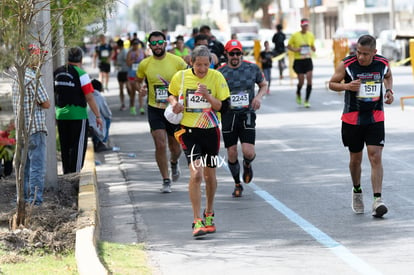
[149,40,166,46]
[228,51,243,57]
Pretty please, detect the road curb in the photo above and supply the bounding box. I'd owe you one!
[76,140,108,275]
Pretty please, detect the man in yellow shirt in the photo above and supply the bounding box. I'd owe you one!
[287,18,316,108]
[136,31,188,193]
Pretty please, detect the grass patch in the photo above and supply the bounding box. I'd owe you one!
[0,250,77,274]
[98,241,151,275]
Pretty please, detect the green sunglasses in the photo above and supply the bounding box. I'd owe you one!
[149,40,166,46]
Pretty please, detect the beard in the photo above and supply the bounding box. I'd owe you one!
[230,58,240,67]
[152,47,166,57]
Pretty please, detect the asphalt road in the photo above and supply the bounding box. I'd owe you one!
[92,56,414,275]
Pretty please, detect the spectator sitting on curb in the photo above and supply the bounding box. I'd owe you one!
[89,79,112,152]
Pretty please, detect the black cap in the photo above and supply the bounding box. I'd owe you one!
[91,79,103,91]
[68,47,83,63]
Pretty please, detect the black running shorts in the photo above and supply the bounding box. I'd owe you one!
[177,126,221,168]
[117,71,128,82]
[222,112,256,148]
[98,62,111,73]
[293,58,313,74]
[341,121,385,153]
[147,105,178,136]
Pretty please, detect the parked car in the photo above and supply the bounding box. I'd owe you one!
[333,28,370,55]
[237,32,259,54]
[377,29,406,61]
[211,29,229,45]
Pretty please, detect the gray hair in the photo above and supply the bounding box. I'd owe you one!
[191,45,211,64]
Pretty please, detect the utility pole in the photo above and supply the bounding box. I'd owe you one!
[389,0,395,30]
[56,0,66,68]
[35,1,58,190]
[276,0,283,25]
[303,0,310,19]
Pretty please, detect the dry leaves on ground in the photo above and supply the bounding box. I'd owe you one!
[0,173,80,263]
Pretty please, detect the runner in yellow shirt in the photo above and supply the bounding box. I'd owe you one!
[168,45,230,237]
[287,18,316,108]
[136,30,188,193]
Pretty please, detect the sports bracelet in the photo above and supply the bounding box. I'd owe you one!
[385,89,393,95]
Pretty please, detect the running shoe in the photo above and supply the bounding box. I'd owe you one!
[296,95,302,105]
[94,141,111,153]
[304,101,311,108]
[242,161,253,183]
[352,190,364,214]
[192,219,207,237]
[203,211,216,234]
[232,183,244,197]
[120,104,126,111]
[372,197,388,218]
[171,162,180,182]
[130,107,137,115]
[160,179,172,193]
[139,107,145,115]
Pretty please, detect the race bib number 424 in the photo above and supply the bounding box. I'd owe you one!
[187,93,211,110]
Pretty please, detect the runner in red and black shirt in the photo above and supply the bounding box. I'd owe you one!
[218,39,268,198]
[329,34,394,218]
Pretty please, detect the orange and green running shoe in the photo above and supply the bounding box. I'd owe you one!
[203,211,216,234]
[192,218,207,237]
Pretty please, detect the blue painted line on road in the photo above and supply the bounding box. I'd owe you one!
[248,182,382,275]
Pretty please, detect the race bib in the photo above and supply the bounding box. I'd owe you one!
[300,45,311,58]
[101,49,109,58]
[132,63,139,71]
[230,91,249,109]
[186,90,211,112]
[358,81,381,100]
[154,85,169,103]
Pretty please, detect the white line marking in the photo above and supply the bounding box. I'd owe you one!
[249,182,382,275]
[221,159,381,274]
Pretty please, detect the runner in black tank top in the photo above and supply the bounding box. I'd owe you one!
[328,35,394,218]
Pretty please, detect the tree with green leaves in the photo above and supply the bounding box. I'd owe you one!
[239,0,273,29]
[131,0,187,33]
[150,0,186,32]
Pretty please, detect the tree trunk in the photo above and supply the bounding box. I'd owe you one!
[35,1,58,190]
[276,0,283,25]
[261,3,272,29]
[13,66,29,229]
